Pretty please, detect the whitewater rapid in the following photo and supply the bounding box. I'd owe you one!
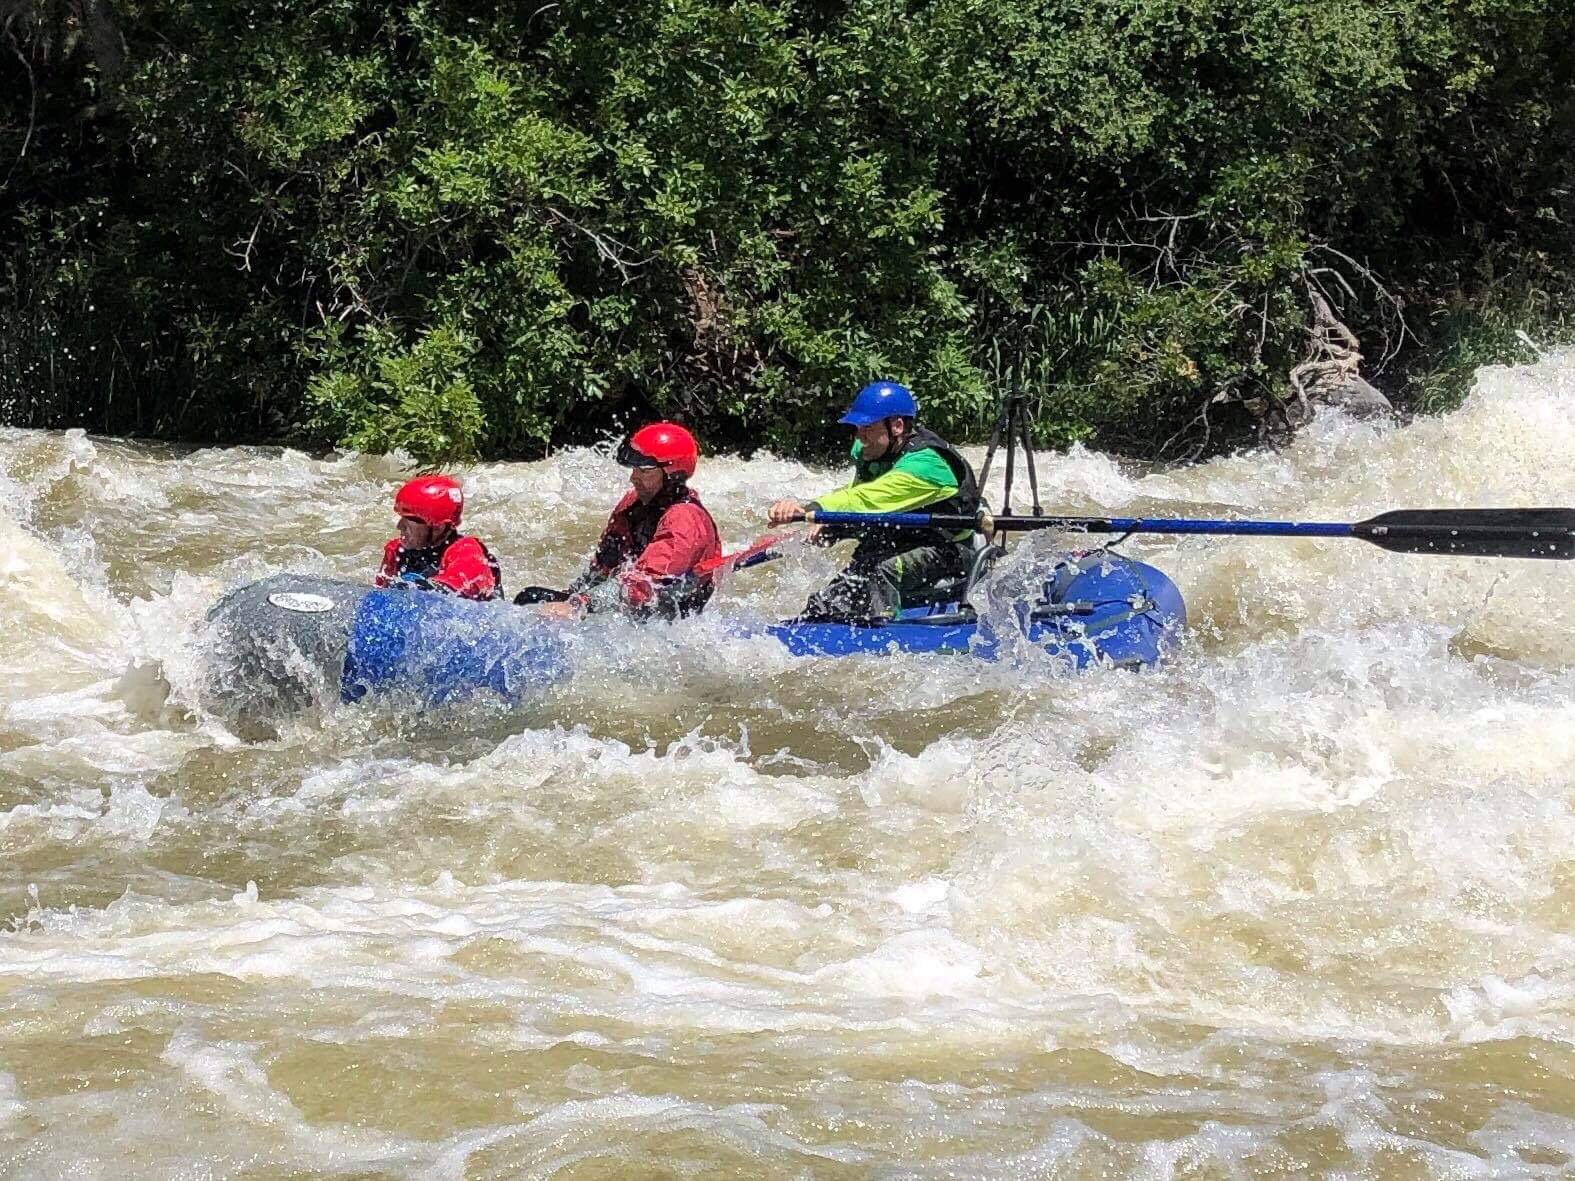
[2,358,1574,1177]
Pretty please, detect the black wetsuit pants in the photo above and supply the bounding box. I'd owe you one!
[801,538,970,620]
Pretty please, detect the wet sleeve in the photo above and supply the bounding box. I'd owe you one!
[432,537,498,600]
[374,539,401,587]
[810,469,956,515]
[588,500,637,577]
[617,504,716,608]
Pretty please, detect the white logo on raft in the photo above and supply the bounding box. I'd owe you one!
[267,592,336,614]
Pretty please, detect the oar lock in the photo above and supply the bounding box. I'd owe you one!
[1032,593,1156,620]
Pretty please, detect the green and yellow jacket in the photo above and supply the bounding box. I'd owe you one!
[808,425,981,547]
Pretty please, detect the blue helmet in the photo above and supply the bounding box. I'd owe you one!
[839,381,918,426]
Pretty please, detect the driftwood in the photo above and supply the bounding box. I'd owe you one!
[1202,284,1395,450]
[1289,288,1394,421]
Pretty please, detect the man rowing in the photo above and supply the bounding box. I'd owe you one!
[767,381,981,620]
[524,422,723,620]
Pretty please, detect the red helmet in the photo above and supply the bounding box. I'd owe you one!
[617,422,699,480]
[393,475,464,528]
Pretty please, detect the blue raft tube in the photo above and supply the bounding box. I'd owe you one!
[766,549,1185,666]
[198,574,571,731]
[199,553,1185,726]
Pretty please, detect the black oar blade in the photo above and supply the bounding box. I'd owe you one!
[1354,508,1575,559]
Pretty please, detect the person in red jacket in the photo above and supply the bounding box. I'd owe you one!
[375,475,503,601]
[525,423,721,620]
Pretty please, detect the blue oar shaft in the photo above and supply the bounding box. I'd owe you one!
[806,510,1355,538]
[802,506,1575,559]
[1087,518,1353,537]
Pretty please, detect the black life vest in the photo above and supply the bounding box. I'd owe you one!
[850,425,981,550]
[394,534,504,600]
[585,485,718,619]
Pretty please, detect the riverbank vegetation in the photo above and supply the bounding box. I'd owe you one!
[3,0,1572,461]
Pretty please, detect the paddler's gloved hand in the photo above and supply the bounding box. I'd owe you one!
[513,586,571,606]
[393,571,436,591]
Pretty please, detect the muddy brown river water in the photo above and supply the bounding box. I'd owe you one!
[2,359,1574,1178]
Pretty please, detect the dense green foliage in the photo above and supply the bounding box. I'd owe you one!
[3,0,1573,461]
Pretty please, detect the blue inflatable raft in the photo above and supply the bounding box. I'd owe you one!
[199,553,1184,728]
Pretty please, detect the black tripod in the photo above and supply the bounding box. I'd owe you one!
[961,392,1045,594]
[977,391,1045,536]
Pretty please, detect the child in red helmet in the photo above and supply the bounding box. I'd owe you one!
[375,475,503,600]
[525,423,721,620]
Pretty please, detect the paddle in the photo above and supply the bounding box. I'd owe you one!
[515,533,794,606]
[800,507,1575,560]
[696,532,793,579]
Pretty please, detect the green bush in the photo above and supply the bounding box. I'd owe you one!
[3,0,1572,460]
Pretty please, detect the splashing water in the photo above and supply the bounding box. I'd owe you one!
[2,357,1574,1177]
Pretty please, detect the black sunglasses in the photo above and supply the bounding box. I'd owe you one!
[616,439,663,469]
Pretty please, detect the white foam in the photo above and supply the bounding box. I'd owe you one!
[0,1071,23,1125]
[3,355,1575,1173]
